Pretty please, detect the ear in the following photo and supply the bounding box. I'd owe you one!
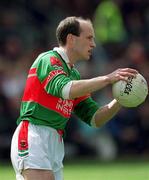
[66,34,75,47]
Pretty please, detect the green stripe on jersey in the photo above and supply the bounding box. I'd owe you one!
[17,101,69,130]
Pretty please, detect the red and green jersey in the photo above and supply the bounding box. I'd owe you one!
[17,50,99,130]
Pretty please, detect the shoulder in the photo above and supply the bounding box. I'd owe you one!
[33,50,63,68]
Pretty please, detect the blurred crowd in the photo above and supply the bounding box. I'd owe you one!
[0,0,149,160]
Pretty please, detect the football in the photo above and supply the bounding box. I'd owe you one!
[112,73,148,107]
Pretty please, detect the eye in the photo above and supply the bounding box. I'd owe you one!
[87,36,92,40]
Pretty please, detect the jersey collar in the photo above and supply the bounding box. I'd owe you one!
[53,47,74,69]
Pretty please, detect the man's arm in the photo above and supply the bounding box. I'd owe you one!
[69,68,138,99]
[91,99,121,128]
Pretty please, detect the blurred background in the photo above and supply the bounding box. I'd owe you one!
[0,0,149,163]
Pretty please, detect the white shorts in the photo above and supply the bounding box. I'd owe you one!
[11,121,64,180]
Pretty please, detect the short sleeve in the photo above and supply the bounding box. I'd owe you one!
[73,95,99,126]
[36,54,72,98]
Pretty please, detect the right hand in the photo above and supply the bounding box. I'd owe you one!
[107,68,138,84]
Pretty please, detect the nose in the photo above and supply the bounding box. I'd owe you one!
[91,39,96,48]
[93,40,96,48]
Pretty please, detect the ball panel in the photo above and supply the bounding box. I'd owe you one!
[112,73,148,107]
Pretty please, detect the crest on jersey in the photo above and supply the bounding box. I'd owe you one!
[20,140,27,148]
[50,57,63,69]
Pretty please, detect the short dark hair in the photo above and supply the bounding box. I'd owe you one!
[56,16,83,46]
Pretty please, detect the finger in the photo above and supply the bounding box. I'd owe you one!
[118,76,128,82]
[120,68,138,74]
[119,71,137,78]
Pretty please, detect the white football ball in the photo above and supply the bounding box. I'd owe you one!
[112,73,148,107]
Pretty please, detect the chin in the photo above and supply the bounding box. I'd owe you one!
[87,54,91,60]
[83,56,89,61]
[80,54,90,61]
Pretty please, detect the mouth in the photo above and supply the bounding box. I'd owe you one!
[88,50,92,56]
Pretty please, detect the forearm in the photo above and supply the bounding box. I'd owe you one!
[64,68,138,99]
[92,99,121,127]
[69,76,110,99]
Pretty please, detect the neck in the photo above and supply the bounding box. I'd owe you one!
[60,46,78,65]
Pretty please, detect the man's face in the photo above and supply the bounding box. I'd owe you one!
[73,21,96,60]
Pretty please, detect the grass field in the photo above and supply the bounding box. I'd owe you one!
[1,159,149,180]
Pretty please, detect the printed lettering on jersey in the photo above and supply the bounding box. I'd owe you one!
[22,73,74,118]
[43,70,67,88]
[50,57,63,69]
[56,98,73,117]
[48,70,66,81]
